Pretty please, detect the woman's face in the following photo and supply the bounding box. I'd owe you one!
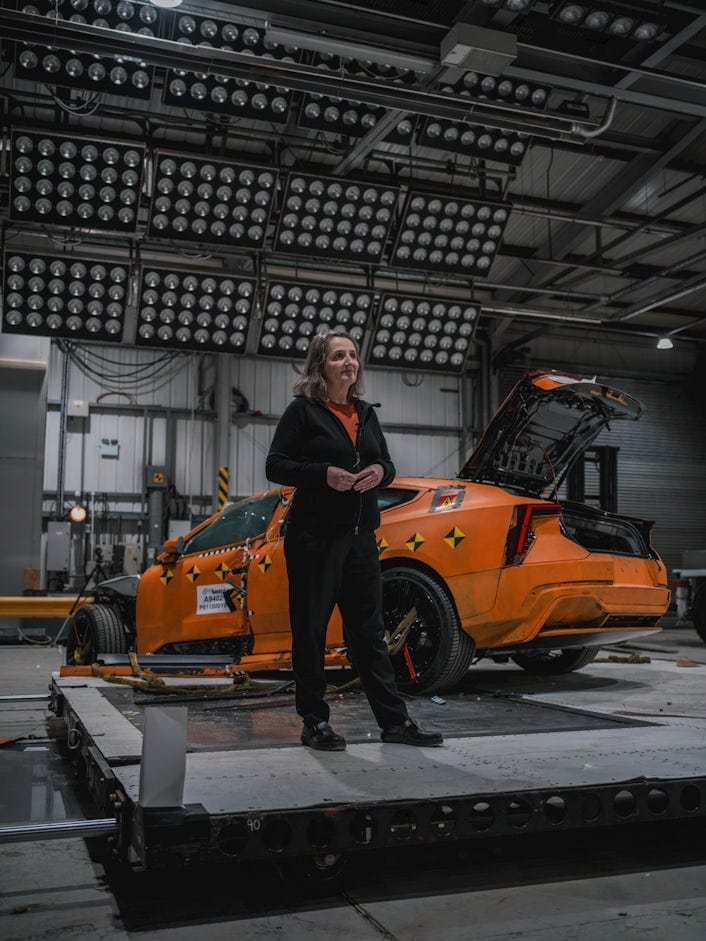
[323,336,359,392]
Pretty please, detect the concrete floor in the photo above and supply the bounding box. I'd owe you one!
[1,624,705,940]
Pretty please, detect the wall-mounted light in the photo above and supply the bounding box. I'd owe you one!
[368,293,479,373]
[3,251,128,342]
[16,0,156,99]
[258,280,373,358]
[10,130,144,232]
[164,12,299,122]
[656,336,674,350]
[69,504,87,525]
[390,191,511,277]
[136,266,256,353]
[275,173,399,263]
[147,152,277,247]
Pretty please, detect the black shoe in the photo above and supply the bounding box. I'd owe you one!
[381,719,443,746]
[301,721,346,751]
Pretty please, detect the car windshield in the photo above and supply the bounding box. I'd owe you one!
[184,492,281,554]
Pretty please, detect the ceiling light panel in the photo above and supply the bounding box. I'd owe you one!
[3,251,128,342]
[452,70,549,110]
[478,0,538,11]
[10,130,144,232]
[420,120,532,165]
[551,2,665,42]
[276,174,399,263]
[368,293,479,373]
[163,12,299,121]
[136,267,256,353]
[391,191,510,277]
[297,52,419,138]
[147,152,278,247]
[258,280,373,358]
[419,72,548,165]
[15,0,157,99]
[384,115,420,146]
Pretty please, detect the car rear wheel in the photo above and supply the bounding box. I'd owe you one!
[66,603,128,666]
[510,646,599,675]
[381,566,475,695]
[693,583,706,643]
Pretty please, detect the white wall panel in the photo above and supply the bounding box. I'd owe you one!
[231,356,300,417]
[386,431,463,480]
[231,420,278,496]
[364,368,461,429]
[228,356,462,430]
[174,414,215,508]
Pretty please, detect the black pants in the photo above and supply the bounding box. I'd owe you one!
[284,524,409,730]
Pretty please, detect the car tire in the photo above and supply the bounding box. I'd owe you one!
[510,646,599,675]
[66,603,128,666]
[381,566,475,695]
[693,583,706,643]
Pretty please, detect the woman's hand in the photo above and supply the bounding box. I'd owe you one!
[327,465,358,491]
[353,463,384,492]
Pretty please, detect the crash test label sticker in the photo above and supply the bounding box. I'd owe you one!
[430,486,465,512]
[196,583,233,615]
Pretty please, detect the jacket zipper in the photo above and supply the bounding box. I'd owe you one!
[353,406,375,535]
[320,400,371,535]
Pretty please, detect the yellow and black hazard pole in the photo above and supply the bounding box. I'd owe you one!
[217,466,229,511]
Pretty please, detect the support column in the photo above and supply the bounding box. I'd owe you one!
[213,355,231,513]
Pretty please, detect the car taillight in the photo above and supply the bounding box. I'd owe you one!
[504,502,562,565]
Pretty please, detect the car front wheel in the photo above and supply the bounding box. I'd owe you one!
[510,646,599,675]
[66,603,128,666]
[381,566,475,695]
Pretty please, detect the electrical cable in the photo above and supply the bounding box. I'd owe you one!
[44,83,102,115]
[66,345,191,391]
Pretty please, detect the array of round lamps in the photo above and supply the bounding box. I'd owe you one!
[392,192,509,275]
[3,252,127,341]
[277,174,398,262]
[164,13,297,120]
[136,268,255,352]
[259,281,373,357]
[369,294,478,372]
[148,154,277,247]
[10,132,143,231]
[16,0,156,98]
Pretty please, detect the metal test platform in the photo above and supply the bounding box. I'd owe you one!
[48,650,706,871]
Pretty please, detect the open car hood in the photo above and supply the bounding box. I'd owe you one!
[458,370,643,499]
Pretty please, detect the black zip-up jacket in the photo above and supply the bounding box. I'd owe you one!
[265,396,396,532]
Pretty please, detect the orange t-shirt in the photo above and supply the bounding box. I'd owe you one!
[328,401,359,446]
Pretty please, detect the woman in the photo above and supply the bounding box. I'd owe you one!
[266,329,443,752]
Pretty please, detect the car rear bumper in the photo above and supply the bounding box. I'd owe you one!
[480,626,662,656]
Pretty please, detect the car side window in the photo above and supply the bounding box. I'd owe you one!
[378,488,417,512]
[184,493,281,554]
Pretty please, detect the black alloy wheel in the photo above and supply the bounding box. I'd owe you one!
[381,566,475,695]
